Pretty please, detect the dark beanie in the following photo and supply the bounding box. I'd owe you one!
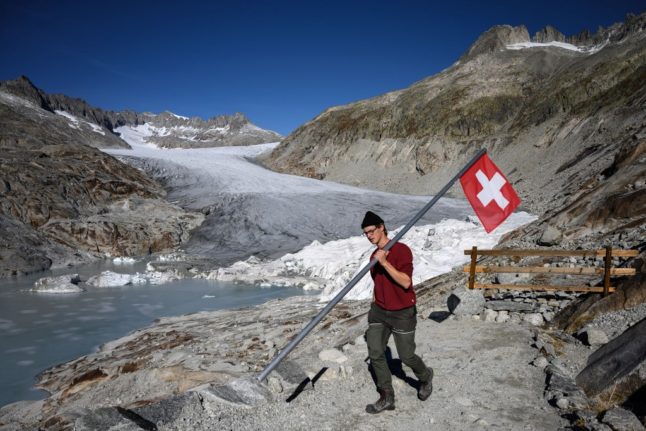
[361,211,384,229]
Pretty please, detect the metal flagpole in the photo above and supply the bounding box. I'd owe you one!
[257,148,487,382]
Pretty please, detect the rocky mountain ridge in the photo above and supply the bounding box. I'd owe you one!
[461,12,645,61]
[122,110,282,148]
[262,12,645,247]
[0,76,282,148]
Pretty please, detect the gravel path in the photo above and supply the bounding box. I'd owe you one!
[130,314,567,430]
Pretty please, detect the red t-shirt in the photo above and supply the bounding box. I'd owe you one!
[370,242,416,311]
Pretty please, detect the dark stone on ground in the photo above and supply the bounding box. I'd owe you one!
[576,317,646,397]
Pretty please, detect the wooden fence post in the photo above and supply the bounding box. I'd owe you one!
[469,246,478,289]
[603,246,612,297]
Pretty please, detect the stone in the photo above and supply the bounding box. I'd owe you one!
[267,376,283,393]
[532,356,549,369]
[509,313,523,324]
[320,367,339,380]
[496,310,510,323]
[495,273,532,285]
[447,286,485,316]
[198,378,272,406]
[486,300,538,312]
[482,308,498,322]
[523,313,545,326]
[576,317,646,397]
[340,365,353,377]
[571,410,609,430]
[538,225,563,246]
[354,334,367,346]
[546,365,589,410]
[555,397,569,409]
[74,406,141,431]
[601,407,645,431]
[580,329,609,346]
[318,349,348,364]
[455,397,474,407]
[543,312,555,323]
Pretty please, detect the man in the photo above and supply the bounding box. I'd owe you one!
[361,210,433,414]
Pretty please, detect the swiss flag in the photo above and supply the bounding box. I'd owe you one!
[459,152,520,233]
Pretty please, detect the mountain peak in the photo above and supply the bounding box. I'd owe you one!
[533,25,565,43]
[460,25,530,62]
[0,75,51,111]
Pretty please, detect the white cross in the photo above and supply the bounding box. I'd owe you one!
[475,170,509,209]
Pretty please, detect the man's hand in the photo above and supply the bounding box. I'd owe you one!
[374,248,412,289]
[374,249,389,265]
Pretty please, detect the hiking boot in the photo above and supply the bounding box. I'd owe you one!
[418,367,434,401]
[365,388,395,414]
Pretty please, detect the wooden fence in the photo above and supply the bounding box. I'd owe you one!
[463,246,638,296]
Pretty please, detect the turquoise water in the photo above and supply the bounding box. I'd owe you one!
[0,262,314,407]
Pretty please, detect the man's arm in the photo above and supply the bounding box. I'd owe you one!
[374,249,412,289]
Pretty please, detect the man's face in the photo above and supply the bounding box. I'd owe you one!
[363,224,384,245]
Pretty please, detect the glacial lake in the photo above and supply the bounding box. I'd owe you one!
[0,260,315,407]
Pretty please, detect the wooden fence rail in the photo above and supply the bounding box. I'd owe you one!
[462,246,638,296]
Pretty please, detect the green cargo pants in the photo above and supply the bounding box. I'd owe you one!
[366,303,431,391]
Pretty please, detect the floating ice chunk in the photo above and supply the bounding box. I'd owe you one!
[146,271,180,285]
[86,271,137,287]
[31,274,84,293]
[113,257,136,265]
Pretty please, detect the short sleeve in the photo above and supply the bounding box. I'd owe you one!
[392,243,413,278]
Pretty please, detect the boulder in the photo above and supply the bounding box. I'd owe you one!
[538,225,563,246]
[447,286,485,316]
[496,310,510,323]
[482,308,498,322]
[495,273,532,285]
[486,300,538,312]
[532,356,549,369]
[523,313,545,326]
[601,407,645,431]
[576,317,646,397]
[197,378,272,407]
[545,364,589,410]
[579,328,609,346]
[318,349,348,364]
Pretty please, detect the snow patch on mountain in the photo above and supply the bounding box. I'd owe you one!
[55,110,106,135]
[506,40,606,54]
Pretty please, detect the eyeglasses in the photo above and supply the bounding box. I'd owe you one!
[363,227,380,236]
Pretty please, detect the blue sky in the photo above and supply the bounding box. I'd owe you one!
[1,1,643,135]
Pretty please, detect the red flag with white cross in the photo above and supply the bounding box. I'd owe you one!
[459,152,520,233]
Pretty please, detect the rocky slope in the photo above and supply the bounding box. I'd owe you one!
[262,13,646,240]
[0,88,204,277]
